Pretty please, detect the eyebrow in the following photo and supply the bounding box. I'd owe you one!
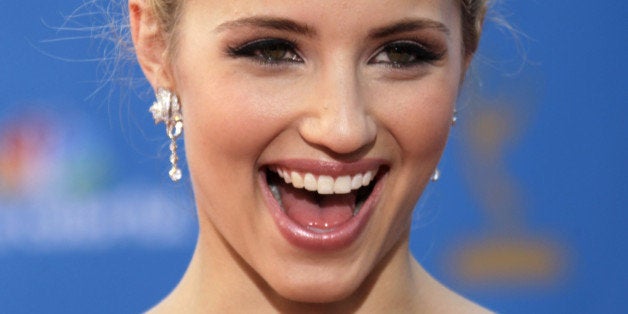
[368,18,451,39]
[215,16,316,37]
[214,16,449,39]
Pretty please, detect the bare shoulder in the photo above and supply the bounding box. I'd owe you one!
[143,301,169,314]
[415,283,492,314]
[142,292,188,314]
[433,289,493,314]
[411,262,493,313]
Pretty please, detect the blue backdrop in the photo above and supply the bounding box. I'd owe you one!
[1,1,626,313]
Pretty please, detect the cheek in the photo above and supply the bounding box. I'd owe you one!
[180,73,292,167]
[176,71,293,238]
[371,76,459,159]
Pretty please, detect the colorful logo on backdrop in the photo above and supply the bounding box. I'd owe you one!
[0,103,195,253]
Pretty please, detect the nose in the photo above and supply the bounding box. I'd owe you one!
[298,65,377,156]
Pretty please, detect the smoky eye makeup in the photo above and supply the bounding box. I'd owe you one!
[222,33,446,74]
[226,38,304,66]
[368,39,446,69]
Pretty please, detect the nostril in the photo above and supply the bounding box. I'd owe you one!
[299,110,376,155]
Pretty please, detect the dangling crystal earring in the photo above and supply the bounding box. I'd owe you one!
[149,88,184,182]
[431,168,440,182]
[431,110,456,183]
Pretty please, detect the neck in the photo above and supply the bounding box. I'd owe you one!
[153,219,427,313]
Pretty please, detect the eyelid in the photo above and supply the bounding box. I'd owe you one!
[228,38,293,53]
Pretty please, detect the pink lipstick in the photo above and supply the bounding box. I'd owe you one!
[260,159,387,251]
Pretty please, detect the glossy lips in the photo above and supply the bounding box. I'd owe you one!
[261,160,386,251]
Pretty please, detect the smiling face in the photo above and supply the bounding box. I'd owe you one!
[137,0,467,305]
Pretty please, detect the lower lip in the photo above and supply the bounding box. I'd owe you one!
[259,170,386,251]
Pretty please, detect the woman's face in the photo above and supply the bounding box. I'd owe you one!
[169,0,465,303]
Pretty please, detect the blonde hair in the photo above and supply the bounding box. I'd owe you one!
[144,0,183,59]
[460,0,490,55]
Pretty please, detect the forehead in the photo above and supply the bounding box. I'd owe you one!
[182,0,461,38]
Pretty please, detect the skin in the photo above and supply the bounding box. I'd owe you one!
[131,0,491,312]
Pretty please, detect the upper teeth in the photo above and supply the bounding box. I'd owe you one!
[274,168,377,195]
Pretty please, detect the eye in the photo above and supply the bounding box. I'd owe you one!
[369,41,443,68]
[228,38,303,65]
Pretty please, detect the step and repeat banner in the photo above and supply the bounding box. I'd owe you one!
[1,1,626,313]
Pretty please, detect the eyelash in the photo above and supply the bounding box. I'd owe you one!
[369,40,444,68]
[227,38,303,66]
[227,38,444,68]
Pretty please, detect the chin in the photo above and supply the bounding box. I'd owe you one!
[268,270,363,304]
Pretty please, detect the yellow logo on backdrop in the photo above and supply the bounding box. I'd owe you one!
[446,97,569,287]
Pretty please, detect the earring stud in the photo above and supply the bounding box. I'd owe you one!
[150,88,184,182]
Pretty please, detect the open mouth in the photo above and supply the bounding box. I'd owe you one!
[265,166,382,233]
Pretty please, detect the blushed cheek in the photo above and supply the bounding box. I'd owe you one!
[180,76,296,174]
[183,95,256,168]
[373,82,457,160]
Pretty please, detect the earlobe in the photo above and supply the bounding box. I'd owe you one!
[129,0,173,90]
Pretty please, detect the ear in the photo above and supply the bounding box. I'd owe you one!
[463,53,474,72]
[459,50,476,85]
[129,0,173,90]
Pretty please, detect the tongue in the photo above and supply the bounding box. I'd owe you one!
[278,182,356,231]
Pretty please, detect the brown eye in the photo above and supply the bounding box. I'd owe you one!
[385,45,417,64]
[229,38,303,64]
[370,41,443,67]
[259,45,289,61]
